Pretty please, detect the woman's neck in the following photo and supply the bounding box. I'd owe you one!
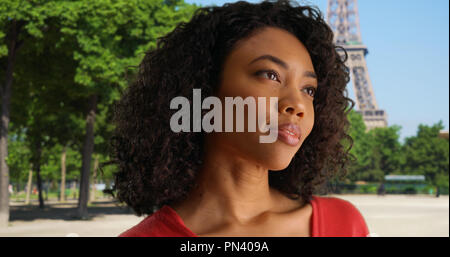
[196,147,277,223]
[175,137,289,227]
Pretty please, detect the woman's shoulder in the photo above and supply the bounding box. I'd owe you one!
[310,195,370,237]
[118,209,164,237]
[118,205,197,237]
[311,195,363,216]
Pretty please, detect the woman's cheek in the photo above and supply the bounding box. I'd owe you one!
[305,108,315,138]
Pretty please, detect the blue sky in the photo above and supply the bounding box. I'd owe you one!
[185,0,450,142]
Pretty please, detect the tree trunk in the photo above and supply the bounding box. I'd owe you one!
[89,155,99,203]
[44,179,48,201]
[0,19,23,228]
[71,180,77,200]
[77,94,97,219]
[25,169,33,205]
[60,145,67,202]
[33,143,44,209]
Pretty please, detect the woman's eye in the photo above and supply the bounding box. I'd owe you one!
[256,70,280,82]
[303,87,317,97]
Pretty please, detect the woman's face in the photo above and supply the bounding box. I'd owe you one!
[209,26,317,171]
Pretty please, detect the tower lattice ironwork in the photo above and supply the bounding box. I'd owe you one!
[327,0,387,130]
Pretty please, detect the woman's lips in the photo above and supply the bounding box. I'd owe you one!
[276,123,301,146]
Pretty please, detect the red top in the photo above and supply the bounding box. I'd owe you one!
[119,195,370,237]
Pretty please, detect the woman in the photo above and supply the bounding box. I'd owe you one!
[111,0,369,237]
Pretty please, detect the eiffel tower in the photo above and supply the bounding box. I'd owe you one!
[327,0,388,130]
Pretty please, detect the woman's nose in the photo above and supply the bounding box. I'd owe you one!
[278,92,305,118]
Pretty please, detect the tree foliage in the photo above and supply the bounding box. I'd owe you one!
[1,0,199,220]
[347,111,448,187]
[402,121,449,187]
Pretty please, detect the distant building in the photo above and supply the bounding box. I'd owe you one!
[327,0,388,131]
[439,130,449,139]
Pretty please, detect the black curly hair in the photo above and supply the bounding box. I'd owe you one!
[109,0,355,216]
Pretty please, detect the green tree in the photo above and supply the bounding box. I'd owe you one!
[1,0,198,225]
[367,125,403,177]
[0,0,64,227]
[6,126,31,191]
[55,0,198,218]
[347,110,369,181]
[402,121,449,189]
[7,10,85,208]
[347,111,403,182]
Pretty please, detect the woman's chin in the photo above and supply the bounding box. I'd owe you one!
[255,143,299,171]
[254,153,295,171]
[266,161,292,171]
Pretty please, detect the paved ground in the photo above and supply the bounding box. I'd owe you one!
[336,194,449,237]
[0,194,448,237]
[0,199,144,237]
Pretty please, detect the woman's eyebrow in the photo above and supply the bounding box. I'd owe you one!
[304,70,317,80]
[248,54,288,70]
[248,55,317,80]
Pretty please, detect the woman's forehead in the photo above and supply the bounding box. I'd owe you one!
[226,27,315,72]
